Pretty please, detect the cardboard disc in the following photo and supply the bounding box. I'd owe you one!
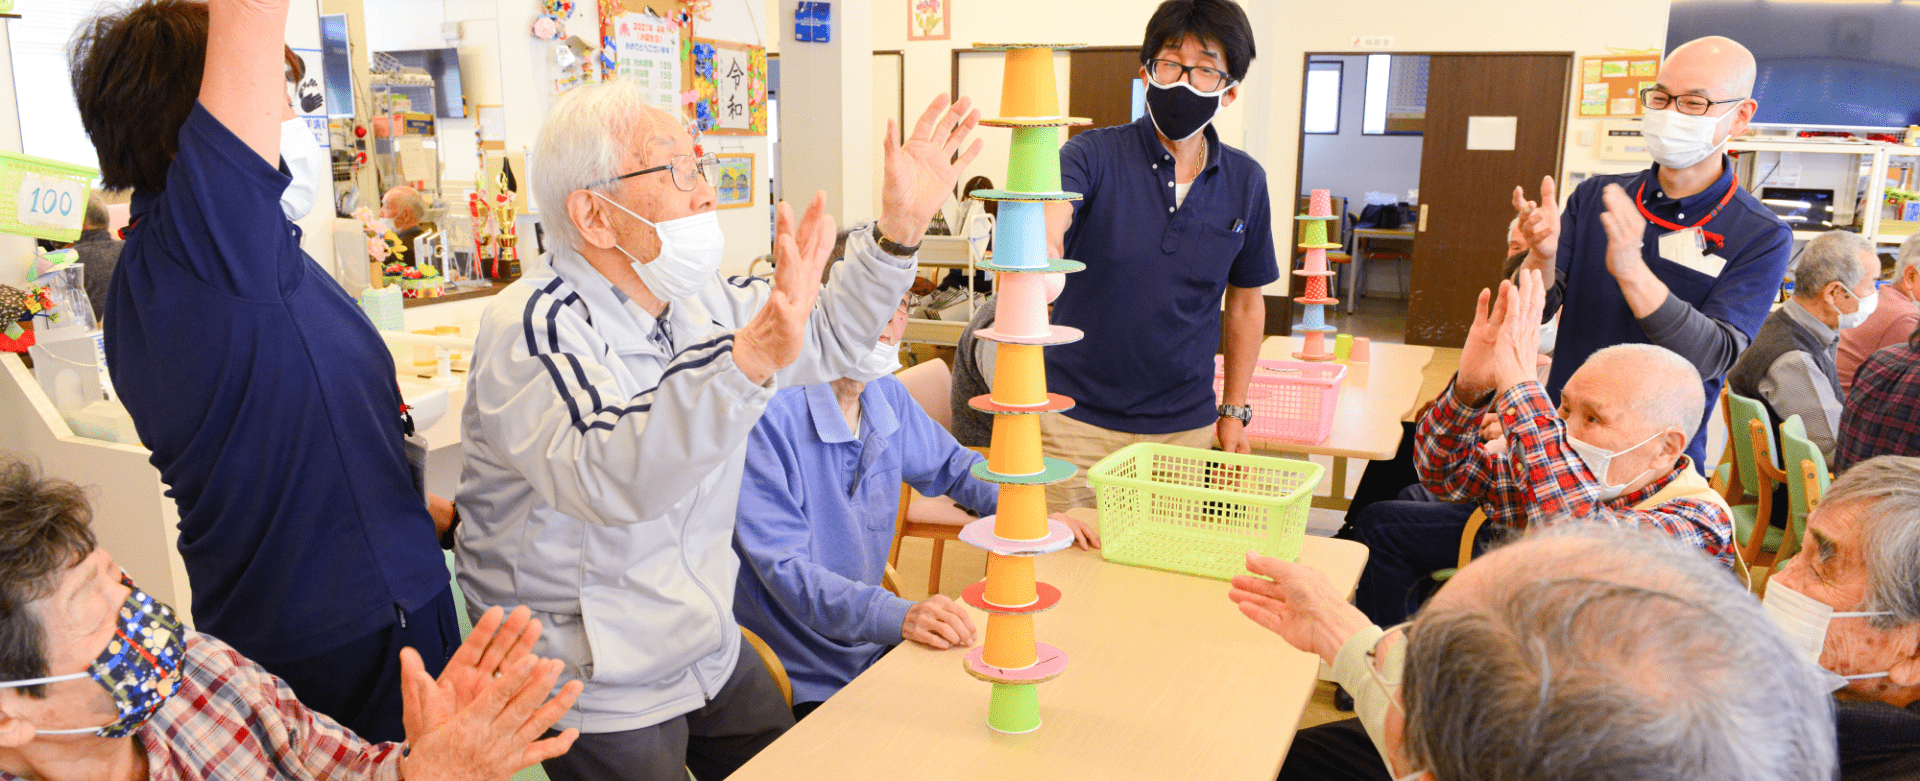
[970,458,1077,486]
[1295,297,1339,306]
[962,581,1063,614]
[1295,242,1344,250]
[965,643,1069,685]
[974,325,1084,346]
[972,42,1086,50]
[1292,269,1337,277]
[1293,323,1337,333]
[981,116,1093,128]
[970,393,1076,415]
[959,516,1077,555]
[1293,351,1338,362]
[969,188,1083,202]
[977,257,1085,274]
[1293,214,1339,221]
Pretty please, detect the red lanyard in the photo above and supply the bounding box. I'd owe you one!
[1635,173,1739,250]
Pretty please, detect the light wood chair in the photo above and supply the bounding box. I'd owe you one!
[1428,508,1488,582]
[740,626,792,707]
[1728,392,1790,580]
[885,358,979,596]
[1776,414,1831,574]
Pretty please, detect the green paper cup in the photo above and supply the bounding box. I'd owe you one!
[1335,333,1353,360]
[1300,219,1328,247]
[987,683,1041,733]
[1006,127,1062,194]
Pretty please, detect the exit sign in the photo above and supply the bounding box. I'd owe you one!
[1350,36,1394,48]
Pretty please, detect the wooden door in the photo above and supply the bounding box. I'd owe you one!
[1068,47,1144,138]
[1405,53,1570,346]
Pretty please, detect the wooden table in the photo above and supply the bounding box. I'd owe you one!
[730,508,1370,781]
[1346,226,1415,314]
[1246,338,1435,510]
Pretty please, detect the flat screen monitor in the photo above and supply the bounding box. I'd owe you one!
[1666,0,1920,130]
[379,48,467,119]
[319,14,354,118]
[1759,187,1836,232]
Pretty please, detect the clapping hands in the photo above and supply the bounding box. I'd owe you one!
[1454,269,1547,405]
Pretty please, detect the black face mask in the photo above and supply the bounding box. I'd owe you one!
[1144,81,1222,142]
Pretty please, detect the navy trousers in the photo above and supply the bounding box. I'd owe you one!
[1348,485,1491,626]
[255,585,461,744]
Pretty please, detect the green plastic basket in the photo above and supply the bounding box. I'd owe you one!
[1089,443,1322,580]
[0,151,99,243]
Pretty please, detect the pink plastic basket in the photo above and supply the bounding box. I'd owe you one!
[1212,356,1347,444]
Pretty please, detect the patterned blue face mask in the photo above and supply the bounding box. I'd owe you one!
[0,575,186,738]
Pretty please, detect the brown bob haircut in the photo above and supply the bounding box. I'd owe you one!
[70,0,300,192]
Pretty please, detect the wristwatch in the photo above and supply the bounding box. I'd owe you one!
[1218,403,1253,426]
[871,223,920,258]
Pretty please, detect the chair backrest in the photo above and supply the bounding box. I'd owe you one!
[1727,391,1780,489]
[1778,414,1831,558]
[740,626,793,706]
[894,357,953,432]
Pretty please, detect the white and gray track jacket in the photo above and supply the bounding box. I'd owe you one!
[454,227,914,733]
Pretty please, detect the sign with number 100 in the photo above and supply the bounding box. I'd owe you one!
[16,174,86,231]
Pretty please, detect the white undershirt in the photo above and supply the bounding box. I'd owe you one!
[1173,180,1193,209]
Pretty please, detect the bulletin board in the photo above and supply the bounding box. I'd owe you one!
[687,38,768,135]
[1578,53,1660,118]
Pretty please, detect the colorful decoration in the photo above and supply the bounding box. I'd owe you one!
[532,14,566,41]
[714,153,754,209]
[398,265,445,299]
[687,39,767,135]
[0,283,55,352]
[908,0,949,41]
[959,42,1091,735]
[541,0,575,17]
[794,1,831,42]
[351,207,393,265]
[1292,189,1341,361]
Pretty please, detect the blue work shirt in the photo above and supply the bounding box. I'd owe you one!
[1549,158,1792,468]
[1048,115,1280,434]
[733,378,997,705]
[106,105,447,662]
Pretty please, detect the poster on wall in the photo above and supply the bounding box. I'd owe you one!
[1578,52,1660,118]
[288,48,330,148]
[614,12,683,110]
[688,39,767,135]
[908,0,949,41]
[714,153,754,208]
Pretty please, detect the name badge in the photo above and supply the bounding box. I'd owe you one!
[1657,227,1726,278]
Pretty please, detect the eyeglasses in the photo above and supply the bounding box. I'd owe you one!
[1639,88,1747,116]
[593,152,720,192]
[1366,622,1411,691]
[1147,59,1234,93]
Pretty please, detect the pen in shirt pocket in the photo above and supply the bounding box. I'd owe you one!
[1231,219,1245,234]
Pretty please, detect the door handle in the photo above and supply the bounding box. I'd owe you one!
[1418,203,1429,232]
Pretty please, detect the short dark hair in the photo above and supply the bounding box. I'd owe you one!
[70,1,301,192]
[0,458,99,699]
[1139,0,1257,83]
[83,192,108,231]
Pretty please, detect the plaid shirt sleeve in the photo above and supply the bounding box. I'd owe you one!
[1413,379,1527,529]
[139,634,405,781]
[1837,344,1920,472]
[1498,382,1736,566]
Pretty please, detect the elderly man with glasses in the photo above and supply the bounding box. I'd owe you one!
[1234,522,1836,781]
[1035,0,1280,510]
[453,79,982,781]
[1507,36,1793,471]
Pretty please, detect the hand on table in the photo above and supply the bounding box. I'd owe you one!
[1049,512,1101,550]
[735,192,836,383]
[398,635,581,781]
[878,94,984,247]
[1228,552,1374,666]
[1511,175,1559,263]
[902,594,977,649]
[1216,416,1252,455]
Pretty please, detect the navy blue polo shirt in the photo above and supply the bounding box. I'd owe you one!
[1549,157,1793,467]
[1048,115,1280,434]
[106,104,447,662]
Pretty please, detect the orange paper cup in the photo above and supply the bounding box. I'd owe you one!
[999,48,1061,118]
[984,613,1038,669]
[985,553,1038,607]
[989,343,1049,406]
[992,484,1050,542]
[988,415,1045,475]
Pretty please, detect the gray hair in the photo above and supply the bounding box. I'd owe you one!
[1819,455,1920,628]
[1585,343,1705,438]
[1792,230,1873,299]
[531,79,679,252]
[82,192,107,230]
[1401,522,1835,781]
[1895,232,1920,283]
[384,186,427,224]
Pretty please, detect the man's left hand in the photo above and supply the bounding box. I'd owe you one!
[877,94,984,248]
[1216,416,1252,455]
[1598,184,1652,284]
[1490,269,1547,393]
[1229,552,1373,666]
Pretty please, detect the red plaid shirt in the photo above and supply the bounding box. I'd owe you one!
[1838,342,1920,472]
[1415,379,1735,567]
[0,633,405,781]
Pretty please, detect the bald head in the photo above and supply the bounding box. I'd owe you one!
[1663,36,1757,102]
[1574,343,1706,439]
[381,186,426,229]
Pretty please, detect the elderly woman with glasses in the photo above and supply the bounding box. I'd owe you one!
[451,78,984,780]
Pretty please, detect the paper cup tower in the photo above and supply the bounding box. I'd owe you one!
[957,43,1088,735]
[1293,189,1341,361]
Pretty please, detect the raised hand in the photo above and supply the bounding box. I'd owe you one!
[1597,183,1651,282]
[399,649,582,781]
[735,191,837,383]
[1511,175,1559,262]
[400,606,542,743]
[1454,280,1516,405]
[878,94,985,247]
[1228,552,1373,666]
[1490,269,1547,394]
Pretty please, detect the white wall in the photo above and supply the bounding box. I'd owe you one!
[1298,56,1422,217]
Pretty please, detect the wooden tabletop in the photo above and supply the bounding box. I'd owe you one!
[1350,227,1416,239]
[729,508,1370,781]
[1246,338,1435,461]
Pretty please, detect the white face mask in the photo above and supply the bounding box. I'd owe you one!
[1565,430,1665,501]
[279,118,330,221]
[1537,317,1558,354]
[1837,289,1880,330]
[590,191,725,303]
[1761,580,1897,691]
[373,217,397,236]
[844,339,902,382]
[1641,107,1737,171]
